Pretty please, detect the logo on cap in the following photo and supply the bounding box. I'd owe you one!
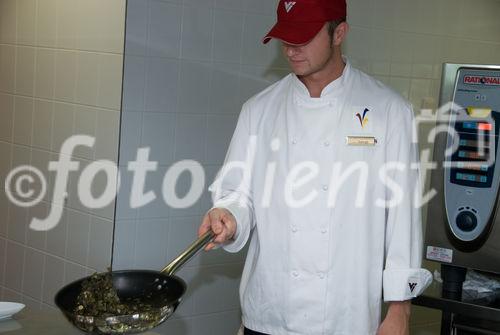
[284,1,296,13]
[408,282,417,293]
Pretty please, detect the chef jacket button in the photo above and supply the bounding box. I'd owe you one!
[323,141,330,147]
[322,184,329,191]
[292,271,299,277]
[292,226,298,233]
[318,272,325,279]
[321,228,327,234]
[292,139,297,145]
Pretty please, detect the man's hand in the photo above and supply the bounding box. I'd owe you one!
[198,208,237,251]
[377,301,411,335]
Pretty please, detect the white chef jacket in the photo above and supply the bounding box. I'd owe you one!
[209,58,433,335]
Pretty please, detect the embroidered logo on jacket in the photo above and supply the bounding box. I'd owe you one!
[355,108,369,128]
[408,282,417,293]
[284,1,296,13]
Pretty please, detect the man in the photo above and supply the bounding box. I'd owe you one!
[198,0,432,334]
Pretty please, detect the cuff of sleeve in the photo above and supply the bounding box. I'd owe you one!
[211,201,251,253]
[383,268,433,301]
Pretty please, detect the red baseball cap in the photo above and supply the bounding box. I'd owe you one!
[262,0,347,45]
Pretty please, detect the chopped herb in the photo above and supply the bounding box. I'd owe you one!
[74,270,156,317]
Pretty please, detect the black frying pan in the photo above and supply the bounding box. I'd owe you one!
[55,231,215,334]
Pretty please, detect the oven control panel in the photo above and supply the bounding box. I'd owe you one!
[444,68,500,243]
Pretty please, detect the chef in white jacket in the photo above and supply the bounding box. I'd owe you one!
[198,0,433,334]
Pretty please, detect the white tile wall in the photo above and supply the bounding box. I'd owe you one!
[75,53,100,106]
[78,0,126,54]
[137,167,172,219]
[0,0,17,44]
[36,0,57,48]
[0,45,16,93]
[12,96,33,146]
[64,261,87,286]
[133,218,168,270]
[181,5,214,61]
[111,219,136,270]
[97,54,124,110]
[29,150,54,204]
[88,217,114,271]
[73,105,97,160]
[213,9,244,63]
[51,102,75,152]
[174,114,207,162]
[0,193,9,237]
[94,109,120,161]
[0,238,6,286]
[141,112,176,164]
[22,248,44,300]
[15,46,35,96]
[65,209,90,265]
[26,202,48,250]
[34,49,56,99]
[114,168,138,220]
[54,50,78,102]
[0,0,125,308]
[125,0,148,56]
[4,241,25,292]
[32,100,54,150]
[145,57,180,112]
[148,1,183,59]
[0,93,14,141]
[178,60,211,115]
[205,114,239,164]
[209,63,241,115]
[215,0,245,12]
[41,254,65,305]
[122,56,146,111]
[8,204,29,244]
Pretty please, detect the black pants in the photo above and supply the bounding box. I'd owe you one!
[244,327,270,335]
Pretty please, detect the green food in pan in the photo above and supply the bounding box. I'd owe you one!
[74,270,155,317]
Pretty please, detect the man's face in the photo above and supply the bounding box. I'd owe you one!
[281,23,335,77]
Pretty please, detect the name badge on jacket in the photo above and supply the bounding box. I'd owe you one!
[346,136,378,146]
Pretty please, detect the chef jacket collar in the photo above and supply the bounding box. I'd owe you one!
[291,55,351,101]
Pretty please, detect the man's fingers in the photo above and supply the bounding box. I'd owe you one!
[220,212,236,239]
[198,214,211,236]
[212,220,224,234]
[213,229,229,244]
[200,208,236,251]
[204,242,219,251]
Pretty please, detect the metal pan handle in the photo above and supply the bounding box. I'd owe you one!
[161,230,215,276]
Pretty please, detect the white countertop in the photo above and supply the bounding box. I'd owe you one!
[0,307,84,335]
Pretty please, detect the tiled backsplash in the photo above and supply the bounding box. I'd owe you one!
[0,0,125,310]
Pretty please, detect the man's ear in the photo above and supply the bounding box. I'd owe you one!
[333,22,349,46]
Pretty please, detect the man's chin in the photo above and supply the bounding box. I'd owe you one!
[291,68,310,77]
[288,62,309,75]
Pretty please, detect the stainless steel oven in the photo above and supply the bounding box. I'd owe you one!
[425,63,500,274]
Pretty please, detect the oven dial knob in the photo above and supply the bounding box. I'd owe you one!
[456,211,477,232]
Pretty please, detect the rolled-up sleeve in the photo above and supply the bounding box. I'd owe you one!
[382,100,432,301]
[208,102,255,253]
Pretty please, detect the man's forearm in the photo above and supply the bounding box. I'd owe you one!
[387,300,411,319]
